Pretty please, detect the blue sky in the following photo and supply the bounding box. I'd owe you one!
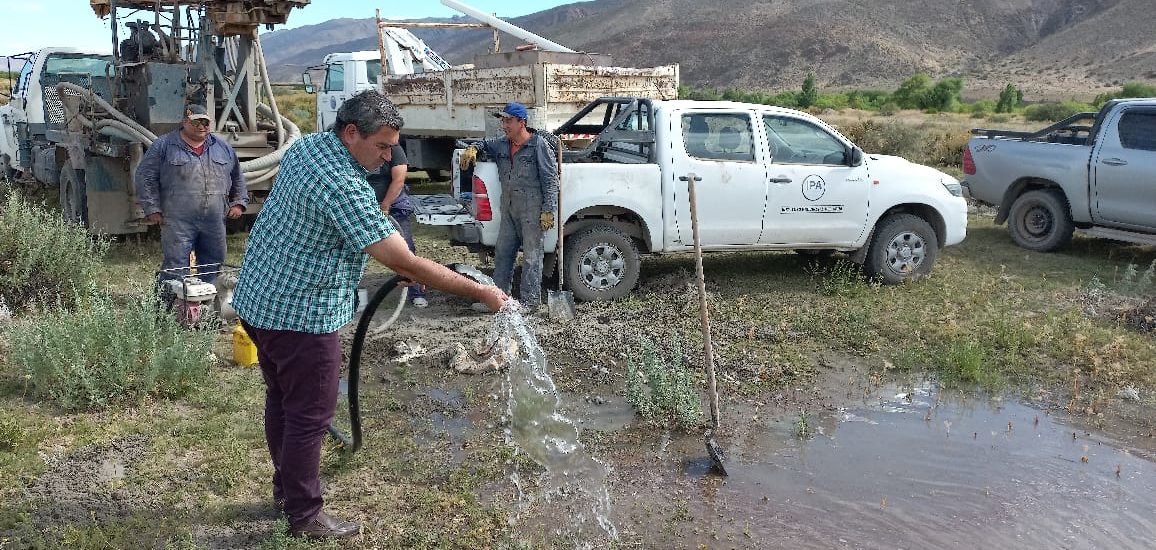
[0,0,578,55]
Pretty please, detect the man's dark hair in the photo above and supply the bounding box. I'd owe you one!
[333,90,404,137]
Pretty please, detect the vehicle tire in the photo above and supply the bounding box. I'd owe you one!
[863,213,939,285]
[59,165,87,225]
[1007,189,1073,252]
[564,224,641,302]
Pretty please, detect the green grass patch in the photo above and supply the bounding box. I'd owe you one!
[0,191,108,312]
[625,337,703,430]
[8,292,215,411]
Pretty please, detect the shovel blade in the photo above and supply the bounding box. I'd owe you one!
[547,290,576,319]
[705,429,728,476]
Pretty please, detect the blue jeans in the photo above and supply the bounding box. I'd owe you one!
[493,188,545,306]
[160,207,226,284]
[389,209,425,299]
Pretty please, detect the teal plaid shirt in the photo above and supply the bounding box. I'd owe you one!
[232,132,395,333]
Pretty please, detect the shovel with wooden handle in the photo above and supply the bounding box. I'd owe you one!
[548,139,576,320]
[680,172,728,476]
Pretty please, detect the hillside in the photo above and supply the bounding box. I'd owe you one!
[259,0,1156,100]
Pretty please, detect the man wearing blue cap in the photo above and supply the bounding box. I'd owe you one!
[460,102,558,309]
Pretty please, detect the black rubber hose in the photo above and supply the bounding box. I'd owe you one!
[328,273,405,454]
[330,263,494,454]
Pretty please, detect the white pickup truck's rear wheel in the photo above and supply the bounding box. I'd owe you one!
[564,224,641,302]
[863,213,938,284]
[1007,189,1073,252]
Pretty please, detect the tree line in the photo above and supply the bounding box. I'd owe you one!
[679,73,1156,122]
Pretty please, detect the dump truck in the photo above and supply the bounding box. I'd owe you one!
[306,5,679,177]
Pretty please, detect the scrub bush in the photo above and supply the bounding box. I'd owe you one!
[840,119,925,161]
[9,291,215,411]
[626,337,702,430]
[0,191,107,312]
[1024,101,1095,122]
[0,417,25,451]
[272,87,317,133]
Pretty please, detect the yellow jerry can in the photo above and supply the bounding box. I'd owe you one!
[232,322,258,367]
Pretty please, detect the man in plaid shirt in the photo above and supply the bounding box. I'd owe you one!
[232,90,507,540]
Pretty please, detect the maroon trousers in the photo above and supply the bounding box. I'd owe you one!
[240,319,341,527]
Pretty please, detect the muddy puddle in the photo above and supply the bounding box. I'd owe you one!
[639,382,1156,549]
[350,288,1156,548]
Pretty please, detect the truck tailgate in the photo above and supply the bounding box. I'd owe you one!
[411,194,474,225]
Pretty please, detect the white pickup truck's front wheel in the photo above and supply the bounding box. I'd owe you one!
[863,214,939,284]
[564,224,641,302]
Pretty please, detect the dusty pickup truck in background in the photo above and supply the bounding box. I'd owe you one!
[964,98,1156,251]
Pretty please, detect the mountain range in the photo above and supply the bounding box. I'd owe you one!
[259,0,1156,100]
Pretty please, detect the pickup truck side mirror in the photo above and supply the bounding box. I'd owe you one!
[302,73,315,94]
[847,147,864,167]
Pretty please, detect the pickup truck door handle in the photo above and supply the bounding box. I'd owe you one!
[769,177,793,184]
[1101,158,1128,166]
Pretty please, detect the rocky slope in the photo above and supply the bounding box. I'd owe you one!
[260,0,1155,99]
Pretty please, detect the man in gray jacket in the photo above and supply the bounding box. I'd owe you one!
[135,104,246,283]
[461,102,558,309]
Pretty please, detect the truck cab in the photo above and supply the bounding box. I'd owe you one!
[306,28,452,132]
[308,51,381,132]
[1,48,113,177]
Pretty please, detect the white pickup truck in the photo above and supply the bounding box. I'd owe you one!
[421,97,968,301]
[964,98,1156,251]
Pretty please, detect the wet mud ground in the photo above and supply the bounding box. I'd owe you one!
[339,272,1156,549]
[10,264,1156,549]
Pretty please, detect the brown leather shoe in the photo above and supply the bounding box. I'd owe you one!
[289,510,360,539]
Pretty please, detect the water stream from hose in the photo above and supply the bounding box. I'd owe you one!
[492,305,618,543]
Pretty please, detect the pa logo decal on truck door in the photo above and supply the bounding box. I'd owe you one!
[802,175,826,201]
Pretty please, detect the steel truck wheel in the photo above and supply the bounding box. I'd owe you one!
[564,224,641,301]
[864,213,939,284]
[58,165,87,225]
[1007,189,1073,252]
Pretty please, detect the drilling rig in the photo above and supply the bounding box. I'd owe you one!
[0,1,309,234]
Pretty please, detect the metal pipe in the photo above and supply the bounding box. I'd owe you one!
[439,0,574,53]
[376,9,389,79]
[110,0,121,64]
[378,21,489,29]
[252,33,284,146]
[56,83,158,142]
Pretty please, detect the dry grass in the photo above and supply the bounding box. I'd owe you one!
[271,87,316,134]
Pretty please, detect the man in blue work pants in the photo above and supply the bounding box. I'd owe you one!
[135,104,246,284]
[461,102,558,309]
[368,143,427,307]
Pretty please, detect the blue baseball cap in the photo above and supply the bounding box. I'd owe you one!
[494,102,529,120]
